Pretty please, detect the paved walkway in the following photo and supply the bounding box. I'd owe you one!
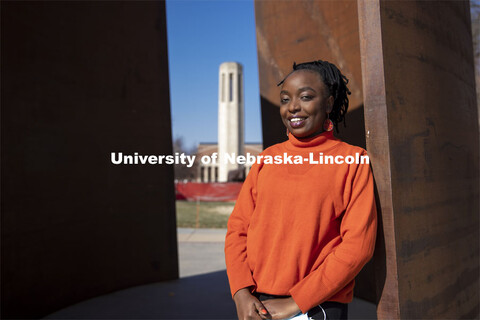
[177,228,228,278]
[45,228,376,319]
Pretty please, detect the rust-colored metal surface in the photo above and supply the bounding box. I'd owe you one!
[1,2,178,318]
[359,0,479,318]
[255,0,365,149]
[357,1,400,318]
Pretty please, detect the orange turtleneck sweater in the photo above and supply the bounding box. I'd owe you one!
[224,131,377,313]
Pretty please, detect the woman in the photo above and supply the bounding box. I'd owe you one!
[224,60,377,320]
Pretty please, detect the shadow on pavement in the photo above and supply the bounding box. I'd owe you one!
[45,268,376,319]
[45,270,237,319]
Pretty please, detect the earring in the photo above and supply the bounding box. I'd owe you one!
[286,127,290,137]
[323,114,333,132]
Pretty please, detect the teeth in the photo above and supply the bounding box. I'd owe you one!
[290,118,304,122]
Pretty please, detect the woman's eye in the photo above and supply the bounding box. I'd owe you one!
[301,95,313,101]
[280,98,290,104]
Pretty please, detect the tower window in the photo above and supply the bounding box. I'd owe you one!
[229,73,233,102]
[238,73,242,103]
[221,73,225,102]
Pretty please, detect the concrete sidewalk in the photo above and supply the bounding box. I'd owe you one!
[45,228,376,319]
[177,228,228,278]
[177,228,227,243]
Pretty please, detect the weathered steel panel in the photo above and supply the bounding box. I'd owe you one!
[255,0,365,149]
[1,2,178,318]
[358,1,401,317]
[359,0,479,318]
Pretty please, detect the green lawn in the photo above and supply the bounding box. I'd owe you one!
[176,200,235,228]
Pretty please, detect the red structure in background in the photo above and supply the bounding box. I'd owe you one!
[175,182,243,202]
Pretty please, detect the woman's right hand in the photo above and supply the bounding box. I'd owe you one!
[233,288,270,320]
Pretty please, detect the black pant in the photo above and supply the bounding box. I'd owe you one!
[255,293,348,320]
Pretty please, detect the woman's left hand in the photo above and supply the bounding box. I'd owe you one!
[262,297,301,320]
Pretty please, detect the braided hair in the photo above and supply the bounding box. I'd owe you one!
[277,60,351,132]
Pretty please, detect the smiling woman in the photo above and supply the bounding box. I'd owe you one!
[225,60,377,320]
[278,60,351,138]
[279,70,334,139]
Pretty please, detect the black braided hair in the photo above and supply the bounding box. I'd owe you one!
[277,60,351,132]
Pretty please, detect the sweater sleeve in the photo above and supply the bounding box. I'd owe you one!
[224,159,263,298]
[289,154,378,313]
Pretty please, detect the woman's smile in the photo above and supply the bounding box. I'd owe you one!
[288,116,308,128]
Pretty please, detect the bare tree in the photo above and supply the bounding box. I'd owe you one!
[172,136,197,182]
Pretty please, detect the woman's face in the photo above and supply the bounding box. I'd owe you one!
[279,70,334,138]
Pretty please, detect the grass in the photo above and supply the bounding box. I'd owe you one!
[175,200,235,228]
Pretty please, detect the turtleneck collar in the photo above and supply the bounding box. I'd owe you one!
[286,130,340,151]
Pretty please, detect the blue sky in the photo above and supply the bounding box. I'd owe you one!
[166,0,262,151]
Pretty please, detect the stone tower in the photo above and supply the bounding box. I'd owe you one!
[218,62,244,182]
